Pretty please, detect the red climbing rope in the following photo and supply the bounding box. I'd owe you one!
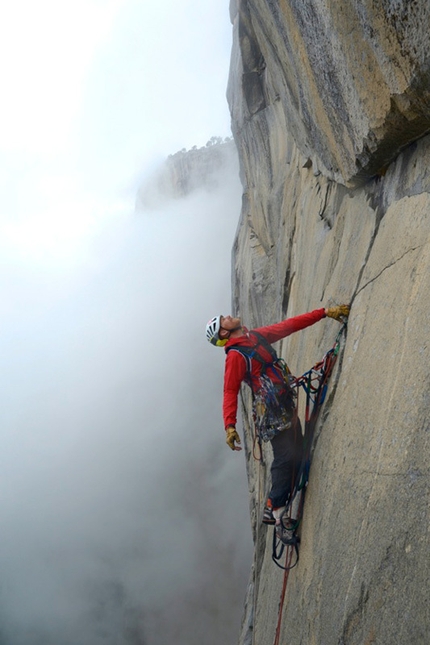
[273,542,293,645]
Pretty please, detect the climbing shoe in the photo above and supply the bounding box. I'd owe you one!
[262,503,275,525]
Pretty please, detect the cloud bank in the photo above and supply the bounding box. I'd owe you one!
[0,157,252,644]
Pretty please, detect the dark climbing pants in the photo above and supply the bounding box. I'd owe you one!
[269,418,304,509]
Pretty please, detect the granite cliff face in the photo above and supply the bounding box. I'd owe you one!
[136,139,237,209]
[227,2,430,644]
[228,0,430,187]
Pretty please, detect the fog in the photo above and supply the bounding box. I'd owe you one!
[0,161,253,644]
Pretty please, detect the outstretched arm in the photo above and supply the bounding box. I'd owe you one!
[254,305,349,344]
[254,308,326,344]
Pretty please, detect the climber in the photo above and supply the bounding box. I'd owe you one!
[205,305,349,541]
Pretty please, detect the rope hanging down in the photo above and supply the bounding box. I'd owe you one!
[271,322,347,645]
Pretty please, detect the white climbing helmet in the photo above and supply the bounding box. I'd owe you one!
[206,315,227,347]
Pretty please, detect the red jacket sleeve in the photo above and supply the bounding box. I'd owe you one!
[223,350,247,429]
[253,308,326,343]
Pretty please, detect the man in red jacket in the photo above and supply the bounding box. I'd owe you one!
[206,305,349,538]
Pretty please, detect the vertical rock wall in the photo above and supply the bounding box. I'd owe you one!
[227,2,430,644]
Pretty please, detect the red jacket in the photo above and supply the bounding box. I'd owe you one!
[222,308,326,428]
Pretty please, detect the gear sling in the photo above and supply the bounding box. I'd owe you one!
[225,331,297,442]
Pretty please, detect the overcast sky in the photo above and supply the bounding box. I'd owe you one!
[0,2,253,644]
[0,0,234,263]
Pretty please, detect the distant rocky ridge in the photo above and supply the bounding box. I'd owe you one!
[227,2,430,644]
[136,138,238,210]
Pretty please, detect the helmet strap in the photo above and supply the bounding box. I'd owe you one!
[221,325,242,339]
[219,326,231,339]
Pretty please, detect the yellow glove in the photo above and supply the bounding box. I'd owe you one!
[325,304,350,322]
[226,426,242,451]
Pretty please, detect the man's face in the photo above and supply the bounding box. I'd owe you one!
[220,315,241,331]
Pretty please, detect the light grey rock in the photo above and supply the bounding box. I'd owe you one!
[229,1,430,187]
[227,3,430,644]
